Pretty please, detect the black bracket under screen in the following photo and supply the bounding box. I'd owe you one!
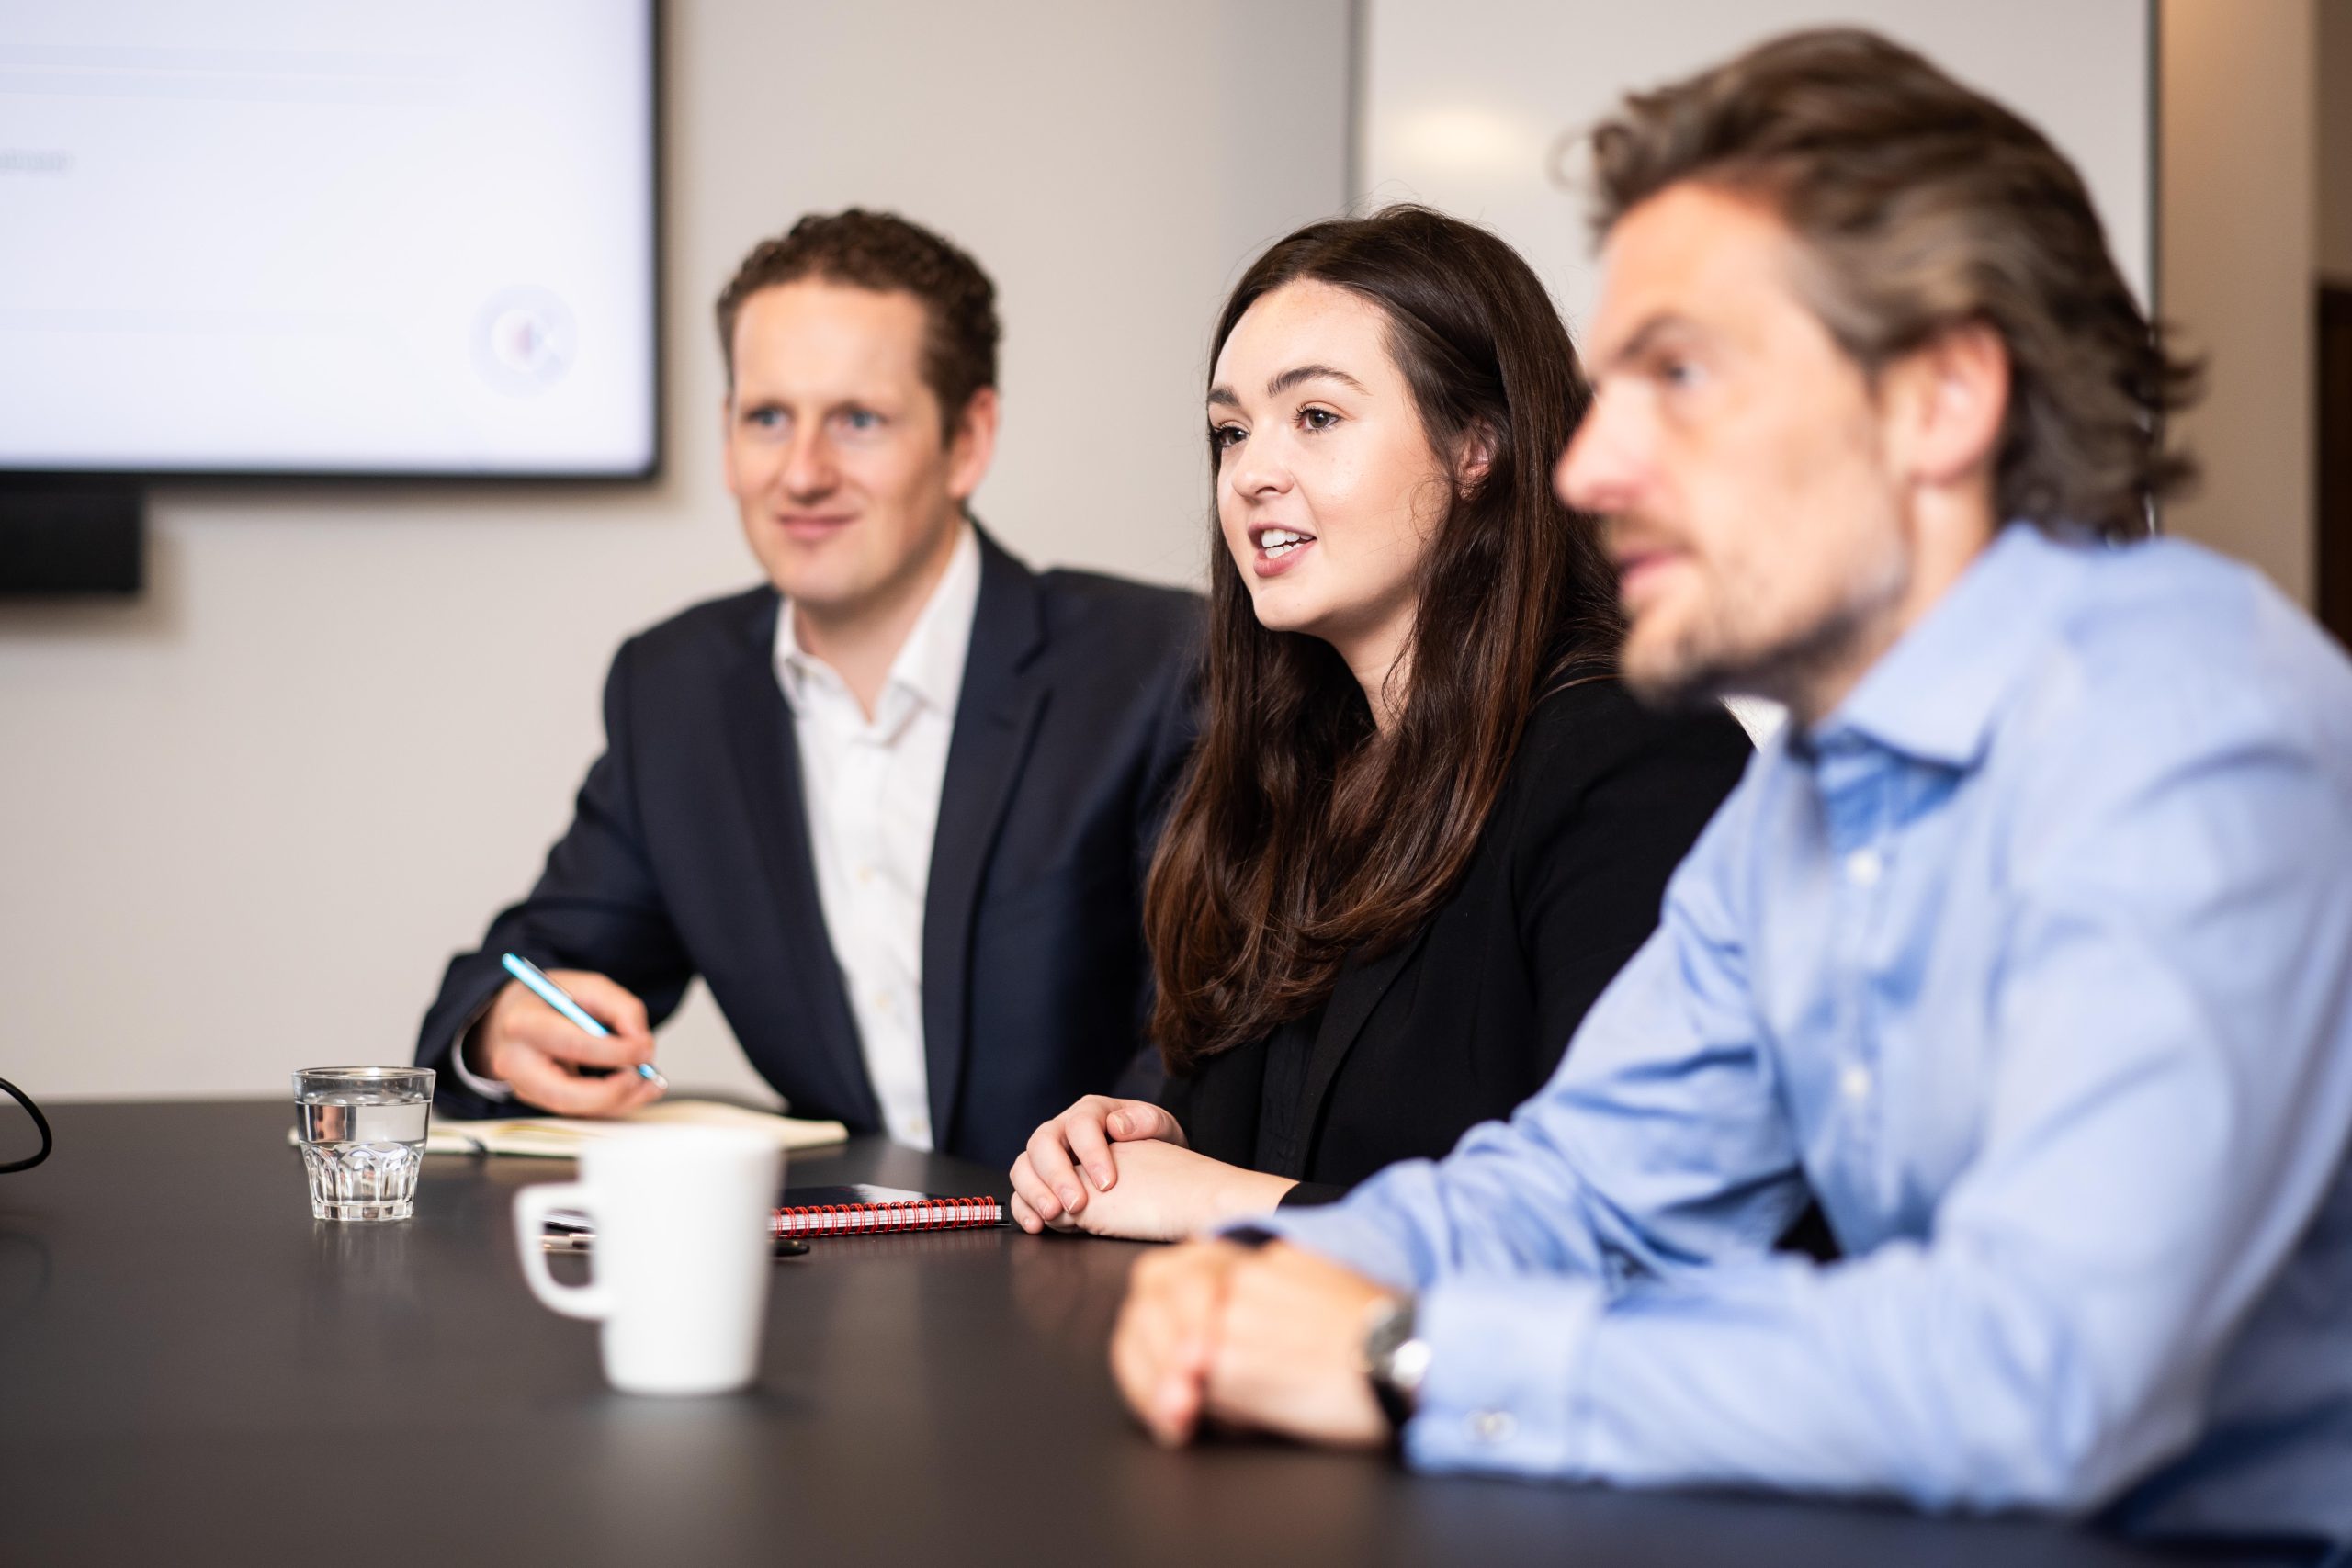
[0,481,144,596]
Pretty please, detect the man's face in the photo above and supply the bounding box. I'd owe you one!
[1555,184,1914,713]
[722,279,988,618]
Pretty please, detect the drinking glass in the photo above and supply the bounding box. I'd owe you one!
[294,1066,435,1222]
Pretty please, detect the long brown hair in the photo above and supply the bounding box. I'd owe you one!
[1147,205,1620,1074]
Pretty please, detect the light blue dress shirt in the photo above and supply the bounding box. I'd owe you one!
[1254,525,2352,1543]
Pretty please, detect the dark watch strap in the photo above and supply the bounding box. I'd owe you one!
[1362,1296,1425,1435]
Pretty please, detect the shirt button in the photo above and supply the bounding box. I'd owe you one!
[1840,1063,1872,1101]
[855,864,875,886]
[1844,848,1884,887]
[874,992,894,1015]
[1470,1410,1518,1444]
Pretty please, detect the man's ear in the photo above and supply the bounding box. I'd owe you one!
[1887,320,2009,492]
[946,386,1001,502]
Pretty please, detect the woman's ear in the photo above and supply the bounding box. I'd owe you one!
[1453,421,1499,497]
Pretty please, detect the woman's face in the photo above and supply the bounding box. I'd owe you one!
[1208,279,1453,691]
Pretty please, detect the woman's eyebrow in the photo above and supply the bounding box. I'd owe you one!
[1207,364,1370,411]
[1265,363,1366,398]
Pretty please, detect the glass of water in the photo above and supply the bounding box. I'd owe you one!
[294,1066,435,1222]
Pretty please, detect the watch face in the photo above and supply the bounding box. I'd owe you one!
[1388,1336,1432,1395]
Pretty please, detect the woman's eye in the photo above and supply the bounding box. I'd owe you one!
[1210,423,1246,452]
[1659,358,1702,390]
[1300,406,1340,433]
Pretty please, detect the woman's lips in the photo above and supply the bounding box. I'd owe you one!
[1250,526,1317,579]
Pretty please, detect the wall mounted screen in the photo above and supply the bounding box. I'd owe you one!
[1358,0,2153,334]
[0,0,656,479]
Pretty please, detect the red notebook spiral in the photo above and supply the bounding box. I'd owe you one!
[771,1184,1009,1237]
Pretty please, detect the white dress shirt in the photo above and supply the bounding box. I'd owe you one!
[768,524,979,1150]
[457,525,981,1151]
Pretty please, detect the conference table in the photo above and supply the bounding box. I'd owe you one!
[0,1100,2223,1566]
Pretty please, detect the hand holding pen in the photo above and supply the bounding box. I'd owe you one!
[462,954,669,1118]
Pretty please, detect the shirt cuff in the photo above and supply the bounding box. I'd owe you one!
[1216,1201,1422,1292]
[1400,1273,1604,1481]
[446,998,514,1103]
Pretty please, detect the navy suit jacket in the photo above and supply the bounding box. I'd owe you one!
[415,529,1202,1167]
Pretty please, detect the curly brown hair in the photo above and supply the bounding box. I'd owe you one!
[1583,28,2199,540]
[713,209,1000,434]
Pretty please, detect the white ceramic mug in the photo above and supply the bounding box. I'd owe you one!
[514,1127,782,1395]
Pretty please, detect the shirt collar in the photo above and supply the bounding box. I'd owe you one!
[774,521,982,722]
[1808,523,2091,770]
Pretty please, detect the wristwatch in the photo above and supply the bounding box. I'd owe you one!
[1360,1294,1431,1435]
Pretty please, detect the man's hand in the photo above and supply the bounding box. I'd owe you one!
[467,970,662,1118]
[1111,1240,1247,1445]
[1010,1094,1186,1230]
[1111,1240,1394,1450]
[1202,1243,1393,1449]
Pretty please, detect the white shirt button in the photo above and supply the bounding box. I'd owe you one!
[855,864,875,886]
[1840,1063,1873,1101]
[1844,847,1884,887]
[1470,1410,1518,1444]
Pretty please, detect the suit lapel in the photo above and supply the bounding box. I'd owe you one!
[921,530,1050,1150]
[1292,923,1434,1169]
[718,592,880,1128]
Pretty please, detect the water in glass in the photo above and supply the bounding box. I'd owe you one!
[295,1068,433,1221]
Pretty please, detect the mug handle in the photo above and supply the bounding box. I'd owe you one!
[514,1180,616,1321]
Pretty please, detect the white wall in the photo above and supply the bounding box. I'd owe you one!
[2159,0,2317,606]
[1360,0,2154,333]
[0,0,1349,1101]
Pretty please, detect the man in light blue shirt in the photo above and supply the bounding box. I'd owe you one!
[1107,28,2352,1549]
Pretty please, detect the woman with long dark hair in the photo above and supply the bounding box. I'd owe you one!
[1009,207,1749,1238]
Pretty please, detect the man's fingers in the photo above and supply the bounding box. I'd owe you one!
[1112,1283,1199,1445]
[619,1069,666,1111]
[503,1045,646,1118]
[1111,1244,1239,1443]
[547,969,652,1042]
[1024,1123,1088,1216]
[1010,1190,1045,1235]
[505,1007,653,1071]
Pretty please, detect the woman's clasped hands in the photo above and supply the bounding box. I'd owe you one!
[1010,1096,1296,1242]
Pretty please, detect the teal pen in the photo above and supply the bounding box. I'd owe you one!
[501,953,668,1089]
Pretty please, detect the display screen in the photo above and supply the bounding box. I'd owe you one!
[0,0,656,478]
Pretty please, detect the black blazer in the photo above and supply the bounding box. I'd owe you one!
[1164,680,1749,1204]
[416,529,1202,1168]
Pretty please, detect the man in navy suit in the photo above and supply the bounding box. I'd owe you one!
[416,210,1200,1167]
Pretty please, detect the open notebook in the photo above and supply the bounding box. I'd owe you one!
[423,1098,848,1156]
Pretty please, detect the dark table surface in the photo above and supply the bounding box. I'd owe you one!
[0,1100,2217,1567]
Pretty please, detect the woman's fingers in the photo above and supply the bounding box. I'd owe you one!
[1107,1101,1186,1146]
[1066,1104,1120,1191]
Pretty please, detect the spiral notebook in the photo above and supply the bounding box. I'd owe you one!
[542,1184,1006,1249]
[774,1184,1008,1236]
